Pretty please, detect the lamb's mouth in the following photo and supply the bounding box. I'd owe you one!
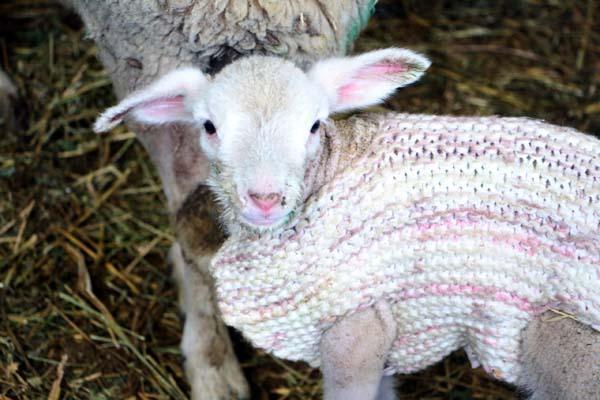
[239,209,296,230]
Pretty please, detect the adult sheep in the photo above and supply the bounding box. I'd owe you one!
[65,0,376,397]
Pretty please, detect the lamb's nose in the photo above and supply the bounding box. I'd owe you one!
[248,191,281,213]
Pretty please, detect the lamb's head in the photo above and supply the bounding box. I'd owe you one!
[94,48,430,232]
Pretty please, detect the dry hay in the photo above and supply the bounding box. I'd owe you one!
[0,0,598,399]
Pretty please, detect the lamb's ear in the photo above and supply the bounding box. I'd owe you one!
[308,48,430,113]
[94,67,208,133]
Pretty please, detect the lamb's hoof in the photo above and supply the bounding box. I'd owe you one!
[187,356,250,400]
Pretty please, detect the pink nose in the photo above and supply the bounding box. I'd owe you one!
[248,191,281,213]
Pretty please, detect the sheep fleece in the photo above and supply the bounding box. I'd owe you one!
[210,113,600,383]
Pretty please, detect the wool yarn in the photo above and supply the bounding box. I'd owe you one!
[210,114,600,383]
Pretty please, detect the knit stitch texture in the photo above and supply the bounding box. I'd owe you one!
[210,113,600,383]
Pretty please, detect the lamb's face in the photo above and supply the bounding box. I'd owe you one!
[195,57,329,231]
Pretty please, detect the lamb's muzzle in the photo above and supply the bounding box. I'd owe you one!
[210,113,600,383]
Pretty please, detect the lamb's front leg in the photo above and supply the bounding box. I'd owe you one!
[171,244,249,400]
[320,300,397,400]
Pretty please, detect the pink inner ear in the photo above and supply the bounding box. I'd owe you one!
[338,81,367,104]
[355,62,407,79]
[111,94,186,123]
[337,62,407,106]
[137,95,186,118]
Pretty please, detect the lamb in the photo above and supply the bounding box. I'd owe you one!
[95,48,600,400]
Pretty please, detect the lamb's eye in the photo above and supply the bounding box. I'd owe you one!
[310,120,320,134]
[203,120,217,135]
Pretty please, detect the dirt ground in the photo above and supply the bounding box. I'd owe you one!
[1,0,598,399]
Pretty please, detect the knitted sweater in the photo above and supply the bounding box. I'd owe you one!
[210,113,600,383]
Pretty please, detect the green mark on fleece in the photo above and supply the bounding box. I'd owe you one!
[283,209,297,227]
[343,0,377,52]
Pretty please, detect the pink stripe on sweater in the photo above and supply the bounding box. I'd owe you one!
[389,284,536,312]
